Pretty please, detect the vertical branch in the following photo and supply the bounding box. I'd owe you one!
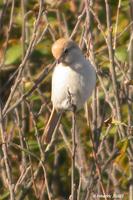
[2,0,44,116]
[84,0,98,136]
[83,0,116,112]
[26,141,38,197]
[128,0,133,128]
[77,168,82,200]
[128,1,133,199]
[25,100,53,199]
[51,147,61,197]
[17,160,52,200]
[92,86,99,150]
[86,103,107,200]
[20,0,27,170]
[0,0,9,31]
[0,0,15,69]
[84,0,98,143]
[84,2,107,198]
[129,159,133,200]
[105,1,133,197]
[71,110,77,200]
[21,0,26,57]
[0,103,15,200]
[113,0,121,49]
[104,0,125,138]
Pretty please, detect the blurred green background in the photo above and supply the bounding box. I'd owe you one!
[0,0,133,199]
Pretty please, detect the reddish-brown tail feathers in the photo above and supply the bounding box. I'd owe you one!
[42,108,62,144]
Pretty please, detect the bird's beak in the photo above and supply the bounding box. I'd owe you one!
[56,52,65,64]
[57,56,62,64]
[56,58,60,64]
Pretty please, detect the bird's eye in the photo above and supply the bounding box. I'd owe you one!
[64,48,68,54]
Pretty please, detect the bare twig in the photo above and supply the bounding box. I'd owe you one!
[105,0,125,138]
[86,103,107,200]
[0,104,15,200]
[0,0,9,31]
[0,0,15,69]
[2,63,55,119]
[77,168,82,200]
[10,142,52,200]
[2,0,44,116]
[70,8,86,39]
[71,110,77,200]
[20,0,27,174]
[113,0,121,49]
[128,1,133,199]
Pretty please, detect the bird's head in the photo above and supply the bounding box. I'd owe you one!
[52,38,83,65]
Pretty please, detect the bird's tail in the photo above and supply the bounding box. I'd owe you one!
[42,108,62,144]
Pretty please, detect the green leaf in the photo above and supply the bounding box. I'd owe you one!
[115,46,128,62]
[35,41,51,56]
[0,191,9,199]
[112,119,127,127]
[121,0,129,8]
[29,94,41,101]
[116,138,129,152]
[5,44,22,65]
[28,140,39,151]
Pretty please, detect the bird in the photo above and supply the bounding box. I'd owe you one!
[42,38,96,144]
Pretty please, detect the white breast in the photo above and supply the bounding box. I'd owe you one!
[51,61,96,111]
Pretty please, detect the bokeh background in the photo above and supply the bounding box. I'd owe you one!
[0,0,133,199]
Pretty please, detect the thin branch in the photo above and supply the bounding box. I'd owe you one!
[128,1,133,199]
[0,0,15,69]
[86,103,107,200]
[0,103,15,200]
[71,110,77,200]
[2,0,44,116]
[2,63,55,119]
[113,0,121,49]
[105,0,125,138]
[20,0,27,174]
[70,8,86,39]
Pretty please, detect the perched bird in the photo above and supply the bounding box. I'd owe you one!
[42,38,96,143]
